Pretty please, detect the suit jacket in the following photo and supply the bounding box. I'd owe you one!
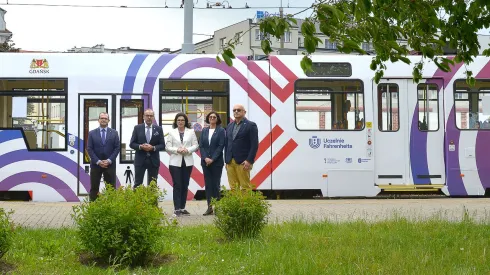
[199,126,225,167]
[224,118,259,165]
[86,127,120,168]
[165,128,199,167]
[129,123,165,167]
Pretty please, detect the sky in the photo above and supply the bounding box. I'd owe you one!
[0,0,315,52]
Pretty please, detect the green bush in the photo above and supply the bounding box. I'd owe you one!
[213,186,271,240]
[72,180,170,266]
[0,208,14,259]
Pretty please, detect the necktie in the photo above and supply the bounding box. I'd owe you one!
[146,126,151,143]
[101,129,106,144]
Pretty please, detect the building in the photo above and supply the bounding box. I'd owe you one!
[66,44,171,54]
[171,13,490,60]
[0,7,12,44]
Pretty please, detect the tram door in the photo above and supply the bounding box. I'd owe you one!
[77,94,149,196]
[373,80,410,185]
[159,79,229,198]
[374,79,445,186]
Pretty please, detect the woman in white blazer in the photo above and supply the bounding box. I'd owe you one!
[165,113,199,217]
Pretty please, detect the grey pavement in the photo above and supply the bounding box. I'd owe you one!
[1,198,490,229]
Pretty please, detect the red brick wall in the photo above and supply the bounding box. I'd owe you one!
[319,112,325,129]
[461,112,467,129]
[393,111,399,130]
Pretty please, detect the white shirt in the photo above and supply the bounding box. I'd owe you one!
[208,128,215,145]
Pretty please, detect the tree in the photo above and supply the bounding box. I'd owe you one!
[218,0,490,86]
[0,36,19,52]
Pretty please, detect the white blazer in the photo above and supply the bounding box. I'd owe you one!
[165,128,199,167]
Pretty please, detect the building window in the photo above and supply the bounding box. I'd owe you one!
[325,39,337,50]
[220,37,226,48]
[255,29,269,41]
[377,84,399,132]
[234,32,243,43]
[454,80,490,130]
[362,42,373,51]
[417,83,439,131]
[278,32,292,43]
[295,79,364,131]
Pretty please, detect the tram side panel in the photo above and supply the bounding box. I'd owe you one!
[269,56,378,197]
[0,53,84,201]
[244,59,273,191]
[444,57,490,196]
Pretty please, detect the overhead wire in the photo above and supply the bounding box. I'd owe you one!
[0,2,313,9]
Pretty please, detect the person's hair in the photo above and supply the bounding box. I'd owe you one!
[205,111,222,125]
[99,112,109,119]
[172,112,191,129]
[144,108,154,117]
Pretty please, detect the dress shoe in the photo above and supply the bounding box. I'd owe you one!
[203,207,213,216]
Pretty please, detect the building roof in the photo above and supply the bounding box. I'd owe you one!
[18,50,62,53]
[170,37,214,54]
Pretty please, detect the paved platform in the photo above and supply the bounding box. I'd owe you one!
[1,198,490,229]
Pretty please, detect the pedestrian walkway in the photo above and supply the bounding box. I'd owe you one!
[1,198,490,228]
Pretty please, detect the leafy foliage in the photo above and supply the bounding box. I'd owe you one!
[213,186,271,240]
[71,180,172,267]
[0,36,19,52]
[218,0,490,86]
[0,208,15,259]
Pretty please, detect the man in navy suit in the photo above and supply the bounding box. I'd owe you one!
[86,112,121,201]
[224,104,259,190]
[129,108,166,188]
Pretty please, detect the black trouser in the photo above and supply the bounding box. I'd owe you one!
[169,158,193,211]
[89,165,116,201]
[202,163,223,206]
[134,157,159,188]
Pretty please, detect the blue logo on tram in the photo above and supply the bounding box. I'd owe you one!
[309,136,321,149]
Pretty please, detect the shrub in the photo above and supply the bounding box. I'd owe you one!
[213,186,271,240]
[72,180,170,266]
[0,208,14,259]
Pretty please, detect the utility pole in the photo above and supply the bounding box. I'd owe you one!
[182,0,194,54]
[279,0,284,50]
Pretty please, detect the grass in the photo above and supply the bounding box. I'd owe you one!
[1,217,490,274]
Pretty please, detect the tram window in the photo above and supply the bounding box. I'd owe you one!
[377,84,399,132]
[417,83,439,131]
[454,80,490,130]
[160,95,229,141]
[159,79,230,141]
[120,99,144,163]
[83,99,108,164]
[294,79,364,131]
[0,79,67,151]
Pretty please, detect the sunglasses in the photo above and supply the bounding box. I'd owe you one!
[209,116,217,119]
[233,109,242,112]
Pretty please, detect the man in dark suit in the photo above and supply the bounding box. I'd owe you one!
[129,108,166,188]
[224,104,259,190]
[86,112,121,201]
